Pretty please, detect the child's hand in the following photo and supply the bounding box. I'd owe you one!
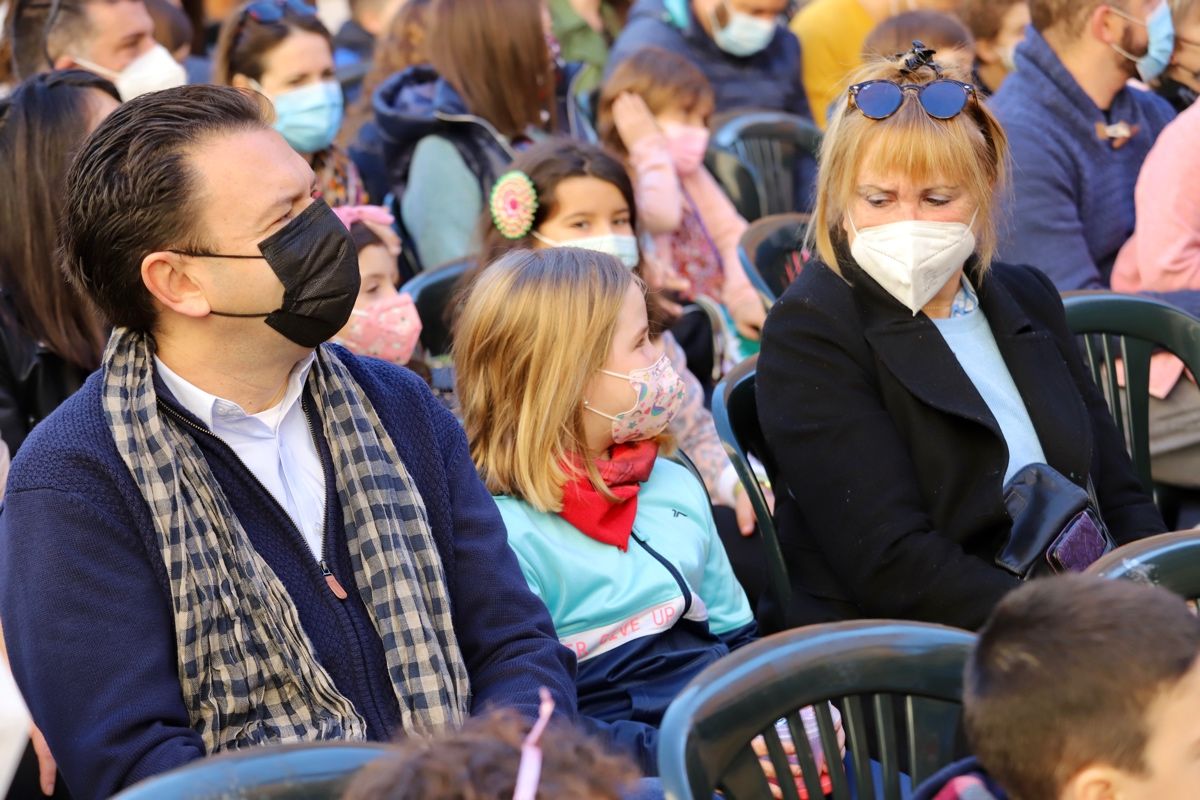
[730,296,767,341]
[612,92,661,149]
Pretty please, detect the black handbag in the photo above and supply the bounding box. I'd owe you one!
[997,463,1116,579]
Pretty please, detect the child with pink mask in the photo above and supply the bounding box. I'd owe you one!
[330,205,423,367]
[597,46,765,345]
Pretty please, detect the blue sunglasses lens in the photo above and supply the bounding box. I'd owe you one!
[920,80,969,119]
[855,82,903,119]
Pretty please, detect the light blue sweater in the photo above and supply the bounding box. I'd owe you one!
[933,306,1046,484]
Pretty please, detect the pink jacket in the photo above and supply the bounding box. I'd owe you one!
[627,134,761,312]
[1112,102,1200,399]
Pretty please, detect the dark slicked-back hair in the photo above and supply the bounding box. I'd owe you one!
[61,84,270,332]
[965,574,1200,799]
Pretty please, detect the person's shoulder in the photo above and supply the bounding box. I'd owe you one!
[773,259,856,319]
[646,456,710,515]
[6,373,117,490]
[612,0,686,53]
[332,346,448,428]
[988,72,1046,121]
[3,373,140,534]
[985,262,1063,315]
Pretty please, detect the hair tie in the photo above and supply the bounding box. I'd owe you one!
[490,171,539,240]
[900,40,942,77]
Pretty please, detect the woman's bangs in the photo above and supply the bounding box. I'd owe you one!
[857,101,982,188]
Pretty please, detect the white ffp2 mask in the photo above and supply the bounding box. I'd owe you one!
[74,44,187,101]
[848,213,977,315]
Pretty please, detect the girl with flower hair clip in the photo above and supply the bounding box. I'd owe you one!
[463,138,775,607]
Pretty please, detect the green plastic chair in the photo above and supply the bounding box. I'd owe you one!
[710,112,823,218]
[705,148,762,222]
[111,742,390,799]
[736,213,810,303]
[711,356,791,624]
[1062,293,1200,495]
[658,621,976,800]
[1086,529,1200,602]
[399,258,472,358]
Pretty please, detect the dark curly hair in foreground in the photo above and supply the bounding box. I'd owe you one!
[341,708,641,800]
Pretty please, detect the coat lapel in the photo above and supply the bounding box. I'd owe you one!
[850,257,1092,483]
[849,260,1002,438]
[977,271,1093,483]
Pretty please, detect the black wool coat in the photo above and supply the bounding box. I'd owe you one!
[756,257,1166,631]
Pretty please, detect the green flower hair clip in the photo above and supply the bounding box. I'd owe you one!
[490,170,540,240]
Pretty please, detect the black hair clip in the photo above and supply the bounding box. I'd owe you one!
[899,40,942,77]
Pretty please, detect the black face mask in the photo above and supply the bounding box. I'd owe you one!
[179,199,361,348]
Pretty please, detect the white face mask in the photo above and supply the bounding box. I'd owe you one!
[74,44,187,101]
[533,231,641,269]
[710,2,776,57]
[848,212,978,315]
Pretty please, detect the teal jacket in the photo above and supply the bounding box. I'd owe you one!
[496,457,756,774]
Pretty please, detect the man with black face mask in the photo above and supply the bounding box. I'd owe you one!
[990,1,1182,294]
[0,85,577,799]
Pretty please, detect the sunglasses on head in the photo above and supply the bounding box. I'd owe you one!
[239,0,315,26]
[848,78,977,121]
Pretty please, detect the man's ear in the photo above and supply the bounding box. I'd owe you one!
[1089,4,1123,46]
[230,73,255,91]
[1061,764,1121,800]
[52,54,78,70]
[141,251,213,320]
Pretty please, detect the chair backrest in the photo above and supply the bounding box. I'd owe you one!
[710,112,823,218]
[400,258,472,358]
[1062,293,1200,494]
[1086,529,1200,602]
[111,742,391,800]
[711,357,792,619]
[737,213,811,303]
[704,148,762,222]
[659,621,976,800]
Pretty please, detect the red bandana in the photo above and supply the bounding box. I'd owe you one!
[559,440,659,551]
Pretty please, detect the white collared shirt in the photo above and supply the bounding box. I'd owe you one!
[155,353,327,560]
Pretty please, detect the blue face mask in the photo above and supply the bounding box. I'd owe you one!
[268,80,344,154]
[1139,2,1175,83]
[709,1,776,57]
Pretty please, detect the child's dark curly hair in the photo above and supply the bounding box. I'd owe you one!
[341,708,641,800]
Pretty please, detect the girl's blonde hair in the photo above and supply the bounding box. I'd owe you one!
[810,52,1009,275]
[455,248,641,511]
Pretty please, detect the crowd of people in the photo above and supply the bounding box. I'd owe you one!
[0,0,1199,797]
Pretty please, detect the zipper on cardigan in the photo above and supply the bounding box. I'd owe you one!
[299,396,347,602]
[158,397,341,599]
[630,529,694,618]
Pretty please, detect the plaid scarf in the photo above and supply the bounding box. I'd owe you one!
[101,329,470,753]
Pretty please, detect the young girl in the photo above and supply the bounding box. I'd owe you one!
[213,0,367,206]
[597,47,766,346]
[468,139,770,597]
[330,205,423,368]
[455,247,756,776]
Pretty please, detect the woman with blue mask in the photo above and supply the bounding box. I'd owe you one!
[212,0,368,206]
[1149,0,1200,112]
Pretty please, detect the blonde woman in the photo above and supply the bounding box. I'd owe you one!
[455,247,758,776]
[757,43,1165,632]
